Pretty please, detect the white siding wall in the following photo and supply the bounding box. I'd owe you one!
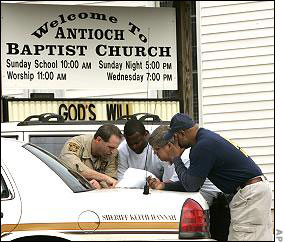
[196,1,274,208]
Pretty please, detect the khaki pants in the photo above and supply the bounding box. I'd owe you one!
[228,177,273,241]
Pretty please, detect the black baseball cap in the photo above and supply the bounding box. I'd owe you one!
[164,113,195,140]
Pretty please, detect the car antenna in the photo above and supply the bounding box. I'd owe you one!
[143,27,151,196]
[143,143,150,195]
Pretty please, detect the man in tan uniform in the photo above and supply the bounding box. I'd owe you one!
[59,124,123,189]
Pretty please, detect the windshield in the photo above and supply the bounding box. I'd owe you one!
[24,143,94,193]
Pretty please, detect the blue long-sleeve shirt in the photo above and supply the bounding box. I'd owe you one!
[167,128,262,194]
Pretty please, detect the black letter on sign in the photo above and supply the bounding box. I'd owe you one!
[106,104,117,121]
[31,22,49,38]
[88,104,96,120]
[77,104,86,120]
[68,104,77,120]
[58,104,68,120]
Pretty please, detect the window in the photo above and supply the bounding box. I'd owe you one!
[24,144,93,193]
[1,175,10,199]
[29,135,75,157]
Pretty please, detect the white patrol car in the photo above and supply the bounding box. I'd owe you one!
[1,138,213,241]
[1,113,213,241]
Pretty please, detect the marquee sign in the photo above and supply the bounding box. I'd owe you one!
[1,3,177,91]
[2,98,180,122]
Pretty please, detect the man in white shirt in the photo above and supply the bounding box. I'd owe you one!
[117,119,164,181]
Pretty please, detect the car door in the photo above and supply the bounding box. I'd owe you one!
[1,166,22,234]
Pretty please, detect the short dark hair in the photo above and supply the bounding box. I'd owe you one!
[124,119,146,137]
[94,124,123,142]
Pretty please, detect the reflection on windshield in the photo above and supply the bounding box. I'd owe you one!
[67,168,93,190]
[24,143,94,193]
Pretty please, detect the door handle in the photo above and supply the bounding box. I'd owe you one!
[1,212,3,218]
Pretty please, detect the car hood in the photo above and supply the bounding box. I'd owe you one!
[76,187,207,211]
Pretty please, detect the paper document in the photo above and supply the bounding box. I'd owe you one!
[116,168,157,188]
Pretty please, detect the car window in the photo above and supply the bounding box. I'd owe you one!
[1,175,10,199]
[23,144,94,193]
[29,135,74,157]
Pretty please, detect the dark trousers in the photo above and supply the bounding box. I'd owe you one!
[209,193,232,241]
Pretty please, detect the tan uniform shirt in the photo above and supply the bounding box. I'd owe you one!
[58,134,118,182]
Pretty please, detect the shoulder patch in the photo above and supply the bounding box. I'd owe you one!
[68,142,80,153]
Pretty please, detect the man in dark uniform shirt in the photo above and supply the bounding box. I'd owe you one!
[147,113,273,241]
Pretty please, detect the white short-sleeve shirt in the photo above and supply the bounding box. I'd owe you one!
[117,140,164,181]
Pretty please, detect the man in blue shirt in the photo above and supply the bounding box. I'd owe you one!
[147,113,273,241]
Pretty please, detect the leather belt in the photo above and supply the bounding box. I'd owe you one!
[239,176,265,190]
